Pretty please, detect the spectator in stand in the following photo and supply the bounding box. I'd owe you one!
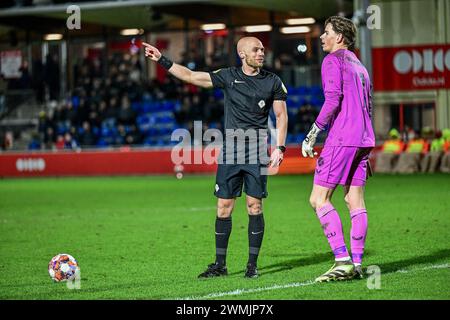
[44,126,56,150]
[117,124,141,146]
[76,98,90,127]
[53,103,68,126]
[1,131,14,150]
[37,111,55,143]
[65,101,78,127]
[55,134,65,150]
[28,132,41,150]
[105,96,119,121]
[63,132,78,150]
[375,128,404,173]
[174,95,192,128]
[78,121,97,147]
[117,96,136,126]
[190,93,204,120]
[88,102,101,128]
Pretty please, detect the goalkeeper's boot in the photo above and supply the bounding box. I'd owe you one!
[244,263,258,279]
[315,260,355,282]
[352,265,365,279]
[198,262,228,278]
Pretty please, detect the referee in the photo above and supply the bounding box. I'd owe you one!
[143,37,288,278]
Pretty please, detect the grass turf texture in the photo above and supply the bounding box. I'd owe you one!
[0,174,449,300]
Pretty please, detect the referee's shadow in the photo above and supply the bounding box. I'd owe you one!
[228,252,333,276]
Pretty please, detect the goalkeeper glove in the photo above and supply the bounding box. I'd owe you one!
[301,123,321,158]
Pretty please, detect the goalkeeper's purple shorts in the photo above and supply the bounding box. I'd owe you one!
[313,146,373,189]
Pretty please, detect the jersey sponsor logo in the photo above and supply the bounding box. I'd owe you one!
[234,79,245,84]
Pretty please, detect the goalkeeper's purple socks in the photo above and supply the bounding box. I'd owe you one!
[316,204,350,260]
[350,209,368,265]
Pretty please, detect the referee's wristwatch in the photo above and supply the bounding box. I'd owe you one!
[277,146,286,153]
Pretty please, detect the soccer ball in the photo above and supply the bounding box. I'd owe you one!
[174,164,184,179]
[48,253,79,282]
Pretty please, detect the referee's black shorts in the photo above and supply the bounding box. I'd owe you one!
[214,164,268,199]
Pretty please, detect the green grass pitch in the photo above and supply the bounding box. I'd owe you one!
[0,174,449,300]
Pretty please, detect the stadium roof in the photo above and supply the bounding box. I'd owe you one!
[0,0,352,42]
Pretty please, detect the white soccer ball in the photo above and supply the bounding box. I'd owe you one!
[48,253,80,282]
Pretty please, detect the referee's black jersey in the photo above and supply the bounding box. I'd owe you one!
[209,67,287,131]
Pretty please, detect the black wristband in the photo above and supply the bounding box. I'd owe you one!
[277,146,286,153]
[158,55,173,70]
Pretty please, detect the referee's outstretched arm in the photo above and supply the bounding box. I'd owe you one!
[142,42,213,89]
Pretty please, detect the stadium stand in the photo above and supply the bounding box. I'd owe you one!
[9,50,322,150]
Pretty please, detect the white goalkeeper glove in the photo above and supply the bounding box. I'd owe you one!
[301,123,321,158]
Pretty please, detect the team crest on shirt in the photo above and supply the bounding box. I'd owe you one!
[318,157,324,166]
[258,100,265,108]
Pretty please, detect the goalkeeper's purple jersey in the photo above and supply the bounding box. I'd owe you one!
[315,49,375,147]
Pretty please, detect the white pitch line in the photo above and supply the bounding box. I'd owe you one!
[175,263,450,300]
[178,280,315,300]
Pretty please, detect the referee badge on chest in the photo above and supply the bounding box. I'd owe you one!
[258,100,265,109]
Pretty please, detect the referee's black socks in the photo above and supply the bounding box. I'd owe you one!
[248,213,265,266]
[215,216,232,266]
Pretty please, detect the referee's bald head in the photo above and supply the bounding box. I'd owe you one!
[237,37,263,58]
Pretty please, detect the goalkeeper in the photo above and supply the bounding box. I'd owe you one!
[301,16,375,282]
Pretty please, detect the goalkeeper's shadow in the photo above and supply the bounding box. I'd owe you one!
[376,248,450,275]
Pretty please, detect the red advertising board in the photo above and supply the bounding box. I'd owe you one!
[0,149,216,178]
[372,44,450,91]
[0,147,318,178]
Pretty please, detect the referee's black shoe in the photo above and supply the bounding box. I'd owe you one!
[244,263,258,278]
[198,262,228,278]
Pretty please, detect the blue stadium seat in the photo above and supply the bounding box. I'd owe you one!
[295,133,306,143]
[310,85,323,95]
[213,89,224,100]
[96,138,110,148]
[297,86,310,95]
[310,96,324,107]
[71,96,80,108]
[131,102,142,113]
